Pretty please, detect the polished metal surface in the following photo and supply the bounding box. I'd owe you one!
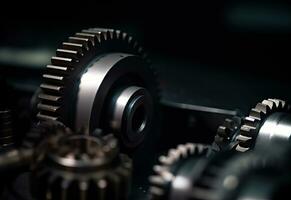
[255,112,291,150]
[76,53,134,131]
[110,86,152,146]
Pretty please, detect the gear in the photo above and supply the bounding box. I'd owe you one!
[235,98,291,152]
[190,145,291,200]
[31,129,132,200]
[37,28,159,148]
[212,116,241,153]
[148,143,211,200]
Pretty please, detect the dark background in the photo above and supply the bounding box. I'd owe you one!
[0,1,290,199]
[0,0,291,114]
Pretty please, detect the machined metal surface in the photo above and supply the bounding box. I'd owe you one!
[255,112,291,150]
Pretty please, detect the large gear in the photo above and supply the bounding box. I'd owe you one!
[31,129,132,200]
[37,28,159,148]
[235,98,291,152]
[148,143,211,200]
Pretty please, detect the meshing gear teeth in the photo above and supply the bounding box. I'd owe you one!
[212,116,241,153]
[235,98,290,152]
[31,130,132,200]
[148,143,211,199]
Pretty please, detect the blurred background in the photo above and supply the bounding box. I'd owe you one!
[1,0,291,114]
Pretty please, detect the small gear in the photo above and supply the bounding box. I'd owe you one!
[212,116,241,153]
[31,128,132,200]
[191,145,291,200]
[235,98,291,152]
[37,28,159,149]
[148,143,211,200]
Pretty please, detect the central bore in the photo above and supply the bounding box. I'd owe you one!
[132,104,147,133]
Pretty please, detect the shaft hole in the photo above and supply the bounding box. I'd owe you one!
[132,105,146,133]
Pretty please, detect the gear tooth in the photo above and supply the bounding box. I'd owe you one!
[97,179,107,198]
[40,83,63,93]
[114,30,121,40]
[82,29,103,42]
[217,126,227,136]
[235,144,249,152]
[79,181,89,200]
[236,134,252,142]
[62,42,86,55]
[196,144,206,154]
[37,103,60,113]
[255,103,270,114]
[159,155,171,165]
[43,74,65,83]
[46,65,71,74]
[60,179,70,200]
[149,186,165,198]
[249,108,263,120]
[186,143,195,154]
[106,29,114,40]
[37,113,58,121]
[51,56,74,67]
[268,98,281,108]
[75,32,96,46]
[121,32,128,41]
[68,36,92,50]
[181,144,189,157]
[262,99,275,109]
[243,117,257,128]
[153,165,166,174]
[56,48,81,59]
[38,93,62,103]
[239,125,255,137]
[223,118,234,129]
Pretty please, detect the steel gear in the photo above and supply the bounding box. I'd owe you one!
[235,98,291,152]
[148,143,211,200]
[190,145,291,200]
[212,116,241,153]
[31,129,132,200]
[37,28,159,149]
